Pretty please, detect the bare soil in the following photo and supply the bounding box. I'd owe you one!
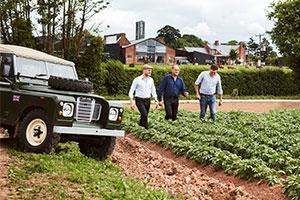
[0,137,10,200]
[112,134,288,200]
[179,101,300,112]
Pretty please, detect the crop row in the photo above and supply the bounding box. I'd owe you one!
[122,109,300,199]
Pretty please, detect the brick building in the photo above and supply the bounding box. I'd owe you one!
[104,33,175,65]
[176,40,246,65]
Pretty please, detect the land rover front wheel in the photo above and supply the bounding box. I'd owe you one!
[78,136,116,160]
[17,109,60,153]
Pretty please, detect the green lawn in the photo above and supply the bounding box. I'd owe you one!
[8,142,182,200]
[122,109,300,199]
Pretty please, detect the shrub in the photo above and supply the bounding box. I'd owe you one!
[91,64,299,96]
[102,60,126,95]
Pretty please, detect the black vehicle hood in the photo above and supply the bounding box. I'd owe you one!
[18,84,105,100]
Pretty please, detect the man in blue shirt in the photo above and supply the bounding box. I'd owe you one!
[194,64,223,122]
[158,65,188,121]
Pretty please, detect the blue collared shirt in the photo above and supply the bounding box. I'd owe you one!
[195,71,223,95]
[157,74,187,101]
[128,75,157,99]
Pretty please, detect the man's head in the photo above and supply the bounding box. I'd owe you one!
[143,64,153,77]
[171,64,180,77]
[210,64,218,76]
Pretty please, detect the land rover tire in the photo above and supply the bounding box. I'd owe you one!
[78,136,116,160]
[17,109,60,153]
[48,75,93,93]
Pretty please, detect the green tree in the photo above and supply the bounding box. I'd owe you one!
[0,0,35,47]
[246,37,277,64]
[76,36,108,94]
[260,38,278,65]
[157,25,181,48]
[227,40,238,45]
[268,0,300,83]
[176,34,206,48]
[229,49,237,63]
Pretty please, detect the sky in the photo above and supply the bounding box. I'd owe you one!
[91,0,277,44]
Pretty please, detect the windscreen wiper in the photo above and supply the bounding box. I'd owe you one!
[34,74,48,78]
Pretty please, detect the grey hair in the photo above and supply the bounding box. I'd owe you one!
[172,64,179,69]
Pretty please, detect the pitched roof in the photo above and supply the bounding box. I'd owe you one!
[122,38,166,48]
[0,44,74,66]
[184,47,209,54]
[207,44,239,56]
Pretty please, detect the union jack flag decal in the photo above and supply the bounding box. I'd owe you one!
[13,95,20,102]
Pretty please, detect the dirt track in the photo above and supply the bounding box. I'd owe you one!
[113,134,287,200]
[179,101,300,112]
[0,138,10,200]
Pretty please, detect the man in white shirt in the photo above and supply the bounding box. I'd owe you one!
[128,64,159,129]
[194,64,223,122]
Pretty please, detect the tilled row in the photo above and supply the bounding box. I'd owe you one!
[112,135,255,200]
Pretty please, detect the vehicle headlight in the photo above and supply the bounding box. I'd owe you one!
[62,103,74,117]
[109,108,119,121]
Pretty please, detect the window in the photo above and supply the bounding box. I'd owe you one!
[16,57,47,78]
[47,63,76,79]
[147,46,155,53]
[137,55,145,62]
[156,56,164,64]
[0,54,13,80]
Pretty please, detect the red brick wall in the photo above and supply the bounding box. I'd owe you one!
[165,47,175,64]
[118,34,130,46]
[124,46,135,64]
[238,42,246,61]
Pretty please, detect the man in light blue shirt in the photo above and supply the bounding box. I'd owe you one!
[129,64,159,129]
[194,64,223,122]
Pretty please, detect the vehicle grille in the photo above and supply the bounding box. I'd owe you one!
[75,97,102,122]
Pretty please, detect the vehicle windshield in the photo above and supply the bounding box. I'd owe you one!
[47,62,77,79]
[15,57,77,81]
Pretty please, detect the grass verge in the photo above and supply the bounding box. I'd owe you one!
[7,142,182,200]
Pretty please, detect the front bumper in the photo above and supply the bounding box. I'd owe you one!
[53,126,125,137]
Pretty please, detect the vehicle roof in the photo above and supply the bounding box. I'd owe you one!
[0,44,74,66]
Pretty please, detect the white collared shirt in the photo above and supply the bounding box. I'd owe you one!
[128,75,157,99]
[195,71,223,95]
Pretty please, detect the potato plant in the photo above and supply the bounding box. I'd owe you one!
[123,109,300,199]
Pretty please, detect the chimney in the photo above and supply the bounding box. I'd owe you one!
[238,41,245,61]
[158,36,166,44]
[214,40,220,46]
[136,21,145,40]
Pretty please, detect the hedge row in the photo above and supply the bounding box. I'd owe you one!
[92,60,299,96]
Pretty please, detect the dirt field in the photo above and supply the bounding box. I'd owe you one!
[113,134,287,200]
[1,101,299,199]
[0,138,10,200]
[179,101,300,112]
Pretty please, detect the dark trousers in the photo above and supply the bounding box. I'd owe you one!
[164,96,179,121]
[135,97,151,129]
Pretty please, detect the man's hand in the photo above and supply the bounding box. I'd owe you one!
[158,101,163,106]
[155,101,160,109]
[196,94,201,100]
[218,99,223,106]
[130,102,136,110]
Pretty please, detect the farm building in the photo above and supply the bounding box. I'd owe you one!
[104,33,176,65]
[176,40,246,65]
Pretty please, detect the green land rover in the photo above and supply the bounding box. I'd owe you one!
[0,44,124,159]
